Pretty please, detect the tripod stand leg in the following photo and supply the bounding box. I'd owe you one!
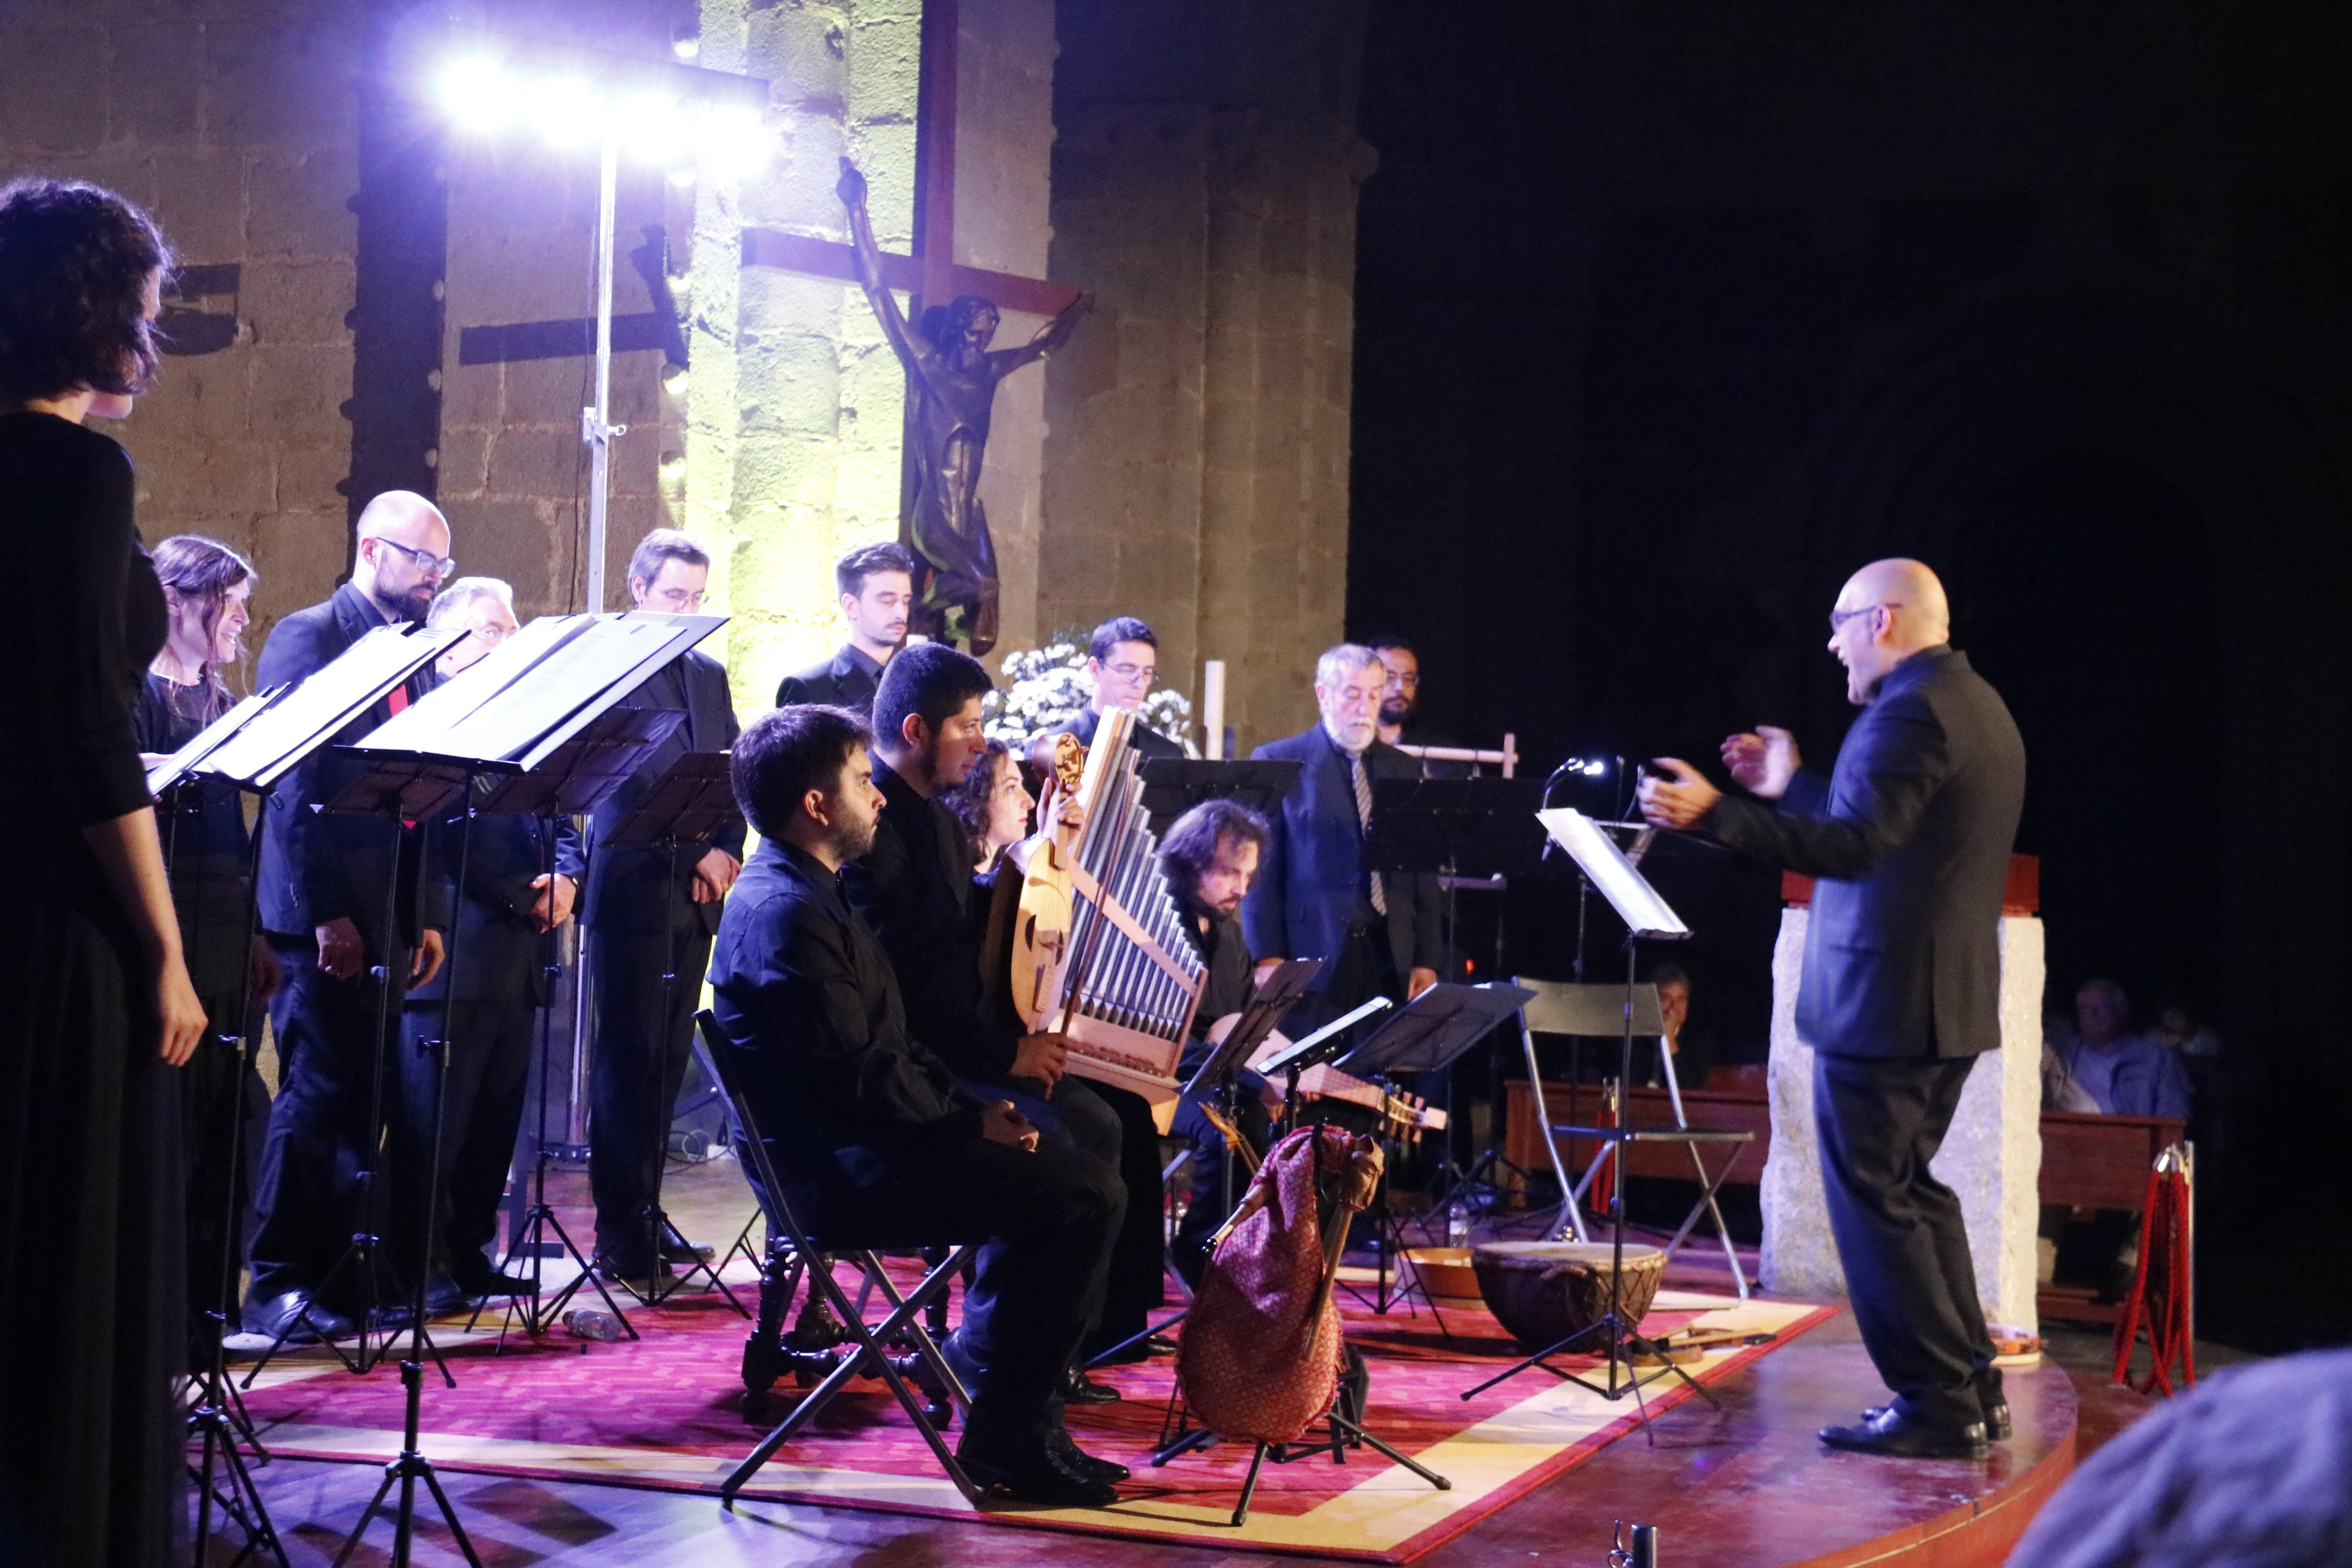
[1328,1412,1452,1490]
[1232,1442,1269,1527]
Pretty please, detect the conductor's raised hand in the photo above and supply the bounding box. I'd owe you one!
[980,1100,1040,1152]
[1012,1032,1069,1090]
[1637,758,1721,832]
[1722,725,1798,800]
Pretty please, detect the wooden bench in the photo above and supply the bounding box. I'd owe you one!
[1502,1079,2184,1323]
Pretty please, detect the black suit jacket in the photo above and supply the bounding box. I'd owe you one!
[774,644,883,715]
[584,649,746,937]
[840,757,1020,1081]
[1709,646,2025,1061]
[1241,723,1444,992]
[254,582,448,954]
[409,802,585,1005]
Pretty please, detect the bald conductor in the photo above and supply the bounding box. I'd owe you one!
[1638,559,2026,1460]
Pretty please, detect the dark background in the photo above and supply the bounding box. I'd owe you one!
[1344,2,2352,1346]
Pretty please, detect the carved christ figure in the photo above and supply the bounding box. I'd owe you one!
[837,158,1092,654]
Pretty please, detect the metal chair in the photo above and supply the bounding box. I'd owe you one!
[690,1011,983,1507]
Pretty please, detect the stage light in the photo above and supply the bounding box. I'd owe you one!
[439,56,513,134]
[671,26,701,61]
[618,90,691,165]
[527,75,603,145]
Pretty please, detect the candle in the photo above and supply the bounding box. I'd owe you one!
[1203,659,1227,759]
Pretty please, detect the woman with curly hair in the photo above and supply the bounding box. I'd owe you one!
[942,737,1035,873]
[0,177,200,1568]
[138,535,282,1366]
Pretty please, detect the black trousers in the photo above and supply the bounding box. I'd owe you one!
[249,938,407,1306]
[587,923,712,1262]
[788,1133,1122,1448]
[993,1074,1123,1343]
[395,998,535,1281]
[1088,1082,1169,1345]
[1813,1051,2002,1426]
[184,988,269,1347]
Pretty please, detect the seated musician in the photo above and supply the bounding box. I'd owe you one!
[706,704,1128,1507]
[1160,799,1284,1285]
[845,643,1166,1381]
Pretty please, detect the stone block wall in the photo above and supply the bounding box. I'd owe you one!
[0,1,369,648]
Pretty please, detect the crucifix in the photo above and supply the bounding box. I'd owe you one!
[739,0,1087,653]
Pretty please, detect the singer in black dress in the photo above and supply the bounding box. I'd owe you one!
[0,179,197,1568]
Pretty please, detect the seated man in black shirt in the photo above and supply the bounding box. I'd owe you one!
[1160,799,1284,1285]
[707,705,1127,1507]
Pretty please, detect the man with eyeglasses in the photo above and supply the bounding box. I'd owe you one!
[1367,635,1471,778]
[247,490,458,1343]
[1034,615,1183,763]
[582,529,747,1287]
[1638,558,2026,1461]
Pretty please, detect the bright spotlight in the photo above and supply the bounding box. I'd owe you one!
[439,57,513,133]
[619,91,690,165]
[528,76,604,146]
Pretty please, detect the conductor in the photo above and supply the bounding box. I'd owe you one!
[1637,559,2025,1459]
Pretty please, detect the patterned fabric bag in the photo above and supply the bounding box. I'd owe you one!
[1176,1125,1379,1444]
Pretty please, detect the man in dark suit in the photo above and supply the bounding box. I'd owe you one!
[772,540,914,715]
[583,530,745,1283]
[1640,558,2026,1459]
[247,489,455,1341]
[397,578,584,1311]
[1243,643,1444,1033]
[1033,615,1184,762]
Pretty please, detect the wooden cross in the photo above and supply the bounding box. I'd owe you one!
[740,0,1081,318]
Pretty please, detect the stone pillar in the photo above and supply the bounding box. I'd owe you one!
[1760,906,2045,1334]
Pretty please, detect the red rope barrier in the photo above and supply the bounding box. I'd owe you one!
[2111,1147,2195,1395]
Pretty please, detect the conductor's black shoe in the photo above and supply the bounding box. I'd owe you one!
[421,1274,471,1319]
[1062,1368,1123,1405]
[1864,1400,2012,1443]
[1087,1332,1178,1365]
[958,1437,1121,1507]
[246,1290,356,1347]
[1053,1429,1131,1484]
[452,1259,539,1299]
[1819,1407,1988,1459]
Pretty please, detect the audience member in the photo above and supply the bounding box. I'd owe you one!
[2060,979,2190,1120]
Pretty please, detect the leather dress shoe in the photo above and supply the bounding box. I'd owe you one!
[1053,1428,1131,1484]
[958,1436,1120,1507]
[246,1290,356,1346]
[1865,1400,2012,1443]
[1820,1406,1988,1459]
[1062,1367,1123,1405]
[660,1235,717,1266]
[420,1274,470,1319]
[1087,1331,1178,1366]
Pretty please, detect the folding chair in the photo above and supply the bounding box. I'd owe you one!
[690,1012,984,1507]
[1515,979,1753,1300]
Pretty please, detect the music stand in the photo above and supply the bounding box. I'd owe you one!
[595,749,746,1310]
[1327,983,1534,1314]
[316,615,719,1568]
[1136,757,1302,834]
[1457,810,1723,1438]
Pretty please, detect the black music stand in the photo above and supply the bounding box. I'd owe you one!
[1329,984,1535,1315]
[209,622,466,1382]
[1368,777,1563,1219]
[595,749,746,1311]
[1457,809,1721,1441]
[1136,757,1302,834]
[317,615,720,1568]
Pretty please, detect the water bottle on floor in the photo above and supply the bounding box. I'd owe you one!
[1446,1197,1472,1250]
[564,1308,622,1343]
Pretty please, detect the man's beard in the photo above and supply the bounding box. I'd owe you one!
[1379,698,1412,726]
[832,817,879,862]
[372,581,431,623]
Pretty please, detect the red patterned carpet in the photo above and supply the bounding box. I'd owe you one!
[236,1264,1832,1563]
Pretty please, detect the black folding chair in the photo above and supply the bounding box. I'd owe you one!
[690,1011,984,1507]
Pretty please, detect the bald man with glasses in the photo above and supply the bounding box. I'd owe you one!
[246,490,458,1343]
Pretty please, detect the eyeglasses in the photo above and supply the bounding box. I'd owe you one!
[1828,602,1898,633]
[1104,662,1156,683]
[374,538,456,582]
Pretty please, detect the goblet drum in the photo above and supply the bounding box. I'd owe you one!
[1471,1241,1666,1351]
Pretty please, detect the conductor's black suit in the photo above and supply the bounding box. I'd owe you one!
[1706,644,2025,1428]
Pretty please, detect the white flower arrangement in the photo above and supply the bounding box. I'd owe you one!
[982,634,1199,757]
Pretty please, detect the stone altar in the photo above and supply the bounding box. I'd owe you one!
[1760,906,2045,1333]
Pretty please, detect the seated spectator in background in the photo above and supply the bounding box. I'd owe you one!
[2058,979,2190,1120]
[2002,1347,2352,1568]
[2154,1000,2222,1060]
[1646,963,1715,1090]
[943,738,1034,875]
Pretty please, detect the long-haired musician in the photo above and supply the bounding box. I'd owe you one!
[708,704,1125,1506]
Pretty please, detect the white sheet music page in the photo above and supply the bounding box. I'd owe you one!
[436,617,679,764]
[359,613,588,757]
[145,688,278,797]
[1535,808,1691,938]
[198,624,457,787]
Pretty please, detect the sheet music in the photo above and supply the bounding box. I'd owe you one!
[198,624,457,787]
[430,616,681,764]
[145,688,280,797]
[360,612,587,755]
[1536,808,1691,938]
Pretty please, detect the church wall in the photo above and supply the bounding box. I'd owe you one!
[1045,0,1372,750]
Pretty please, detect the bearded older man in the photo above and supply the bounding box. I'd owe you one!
[1639,559,2026,1461]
